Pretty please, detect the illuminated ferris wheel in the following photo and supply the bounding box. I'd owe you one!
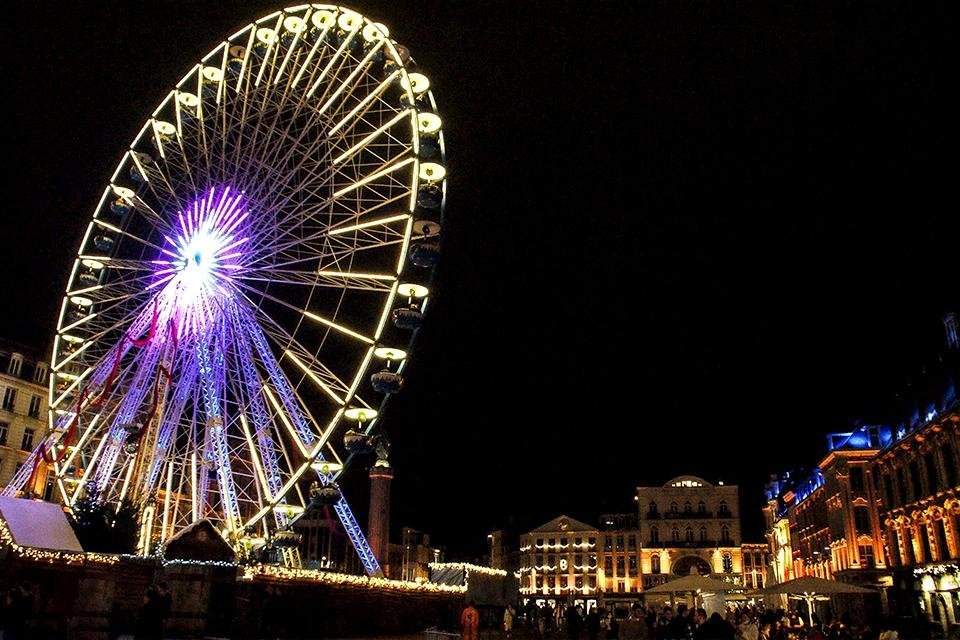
[2,4,445,576]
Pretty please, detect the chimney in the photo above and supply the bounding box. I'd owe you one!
[368,459,394,574]
[945,312,959,350]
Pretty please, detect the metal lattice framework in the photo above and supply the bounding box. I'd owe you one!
[3,5,446,576]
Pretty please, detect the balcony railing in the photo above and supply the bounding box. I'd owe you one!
[663,511,714,519]
[649,540,732,548]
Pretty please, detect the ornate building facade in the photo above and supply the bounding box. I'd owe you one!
[874,403,960,628]
[763,313,959,630]
[519,477,761,607]
[0,342,49,494]
[518,515,600,606]
[638,476,744,590]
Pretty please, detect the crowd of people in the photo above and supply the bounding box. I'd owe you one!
[483,601,909,640]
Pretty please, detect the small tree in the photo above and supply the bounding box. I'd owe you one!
[69,484,141,554]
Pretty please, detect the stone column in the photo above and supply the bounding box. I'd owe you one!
[368,460,394,574]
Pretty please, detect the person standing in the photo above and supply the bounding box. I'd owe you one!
[504,604,515,638]
[461,600,480,640]
[618,604,650,640]
[567,604,584,639]
[586,606,602,640]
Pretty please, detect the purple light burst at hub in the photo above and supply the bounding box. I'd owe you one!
[153,187,250,335]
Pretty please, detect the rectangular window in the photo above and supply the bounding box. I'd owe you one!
[536,575,543,588]
[547,576,555,589]
[560,537,567,546]
[2,388,15,411]
[537,554,544,566]
[859,544,875,568]
[617,580,625,593]
[548,538,555,546]
[909,461,923,500]
[925,453,939,495]
[628,557,638,576]
[21,429,35,451]
[588,537,596,547]
[854,507,872,533]
[627,534,636,549]
[746,575,754,588]
[575,554,583,566]
[28,395,42,419]
[616,536,624,551]
[588,575,596,588]
[0,421,8,446]
[575,537,582,546]
[944,445,959,487]
[616,557,625,575]
[575,575,584,589]
[604,536,613,552]
[560,575,568,589]
[537,538,544,547]
[604,557,613,574]
[883,475,895,508]
[850,467,865,492]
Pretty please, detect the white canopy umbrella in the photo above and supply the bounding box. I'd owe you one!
[758,576,875,626]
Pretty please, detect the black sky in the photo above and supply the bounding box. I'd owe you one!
[1,1,956,558]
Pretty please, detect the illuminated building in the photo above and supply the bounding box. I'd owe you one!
[874,402,960,629]
[762,312,959,626]
[763,473,797,586]
[0,342,49,494]
[638,476,744,590]
[741,543,768,590]
[599,513,643,600]
[519,515,599,607]
[519,477,761,607]
[763,425,889,594]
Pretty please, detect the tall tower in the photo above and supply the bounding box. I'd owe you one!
[368,459,394,573]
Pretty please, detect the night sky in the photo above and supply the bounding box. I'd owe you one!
[2,1,956,558]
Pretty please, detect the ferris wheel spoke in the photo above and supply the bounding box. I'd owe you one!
[19,7,443,574]
[231,277,375,346]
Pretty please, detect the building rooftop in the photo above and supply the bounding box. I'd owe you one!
[527,515,596,534]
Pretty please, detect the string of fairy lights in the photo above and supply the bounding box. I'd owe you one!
[0,517,471,594]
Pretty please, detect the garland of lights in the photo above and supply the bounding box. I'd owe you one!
[243,564,466,593]
[429,562,508,577]
[2,517,463,594]
[0,517,125,566]
[914,564,959,576]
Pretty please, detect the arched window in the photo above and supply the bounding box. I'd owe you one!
[721,526,730,543]
[672,527,680,542]
[685,527,694,542]
[719,500,729,516]
[33,362,48,384]
[650,526,659,544]
[670,501,678,513]
[683,501,692,514]
[697,500,706,514]
[648,501,658,515]
[651,554,661,574]
[722,553,733,573]
[699,526,707,542]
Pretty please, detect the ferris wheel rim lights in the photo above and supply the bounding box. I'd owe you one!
[7,4,446,578]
